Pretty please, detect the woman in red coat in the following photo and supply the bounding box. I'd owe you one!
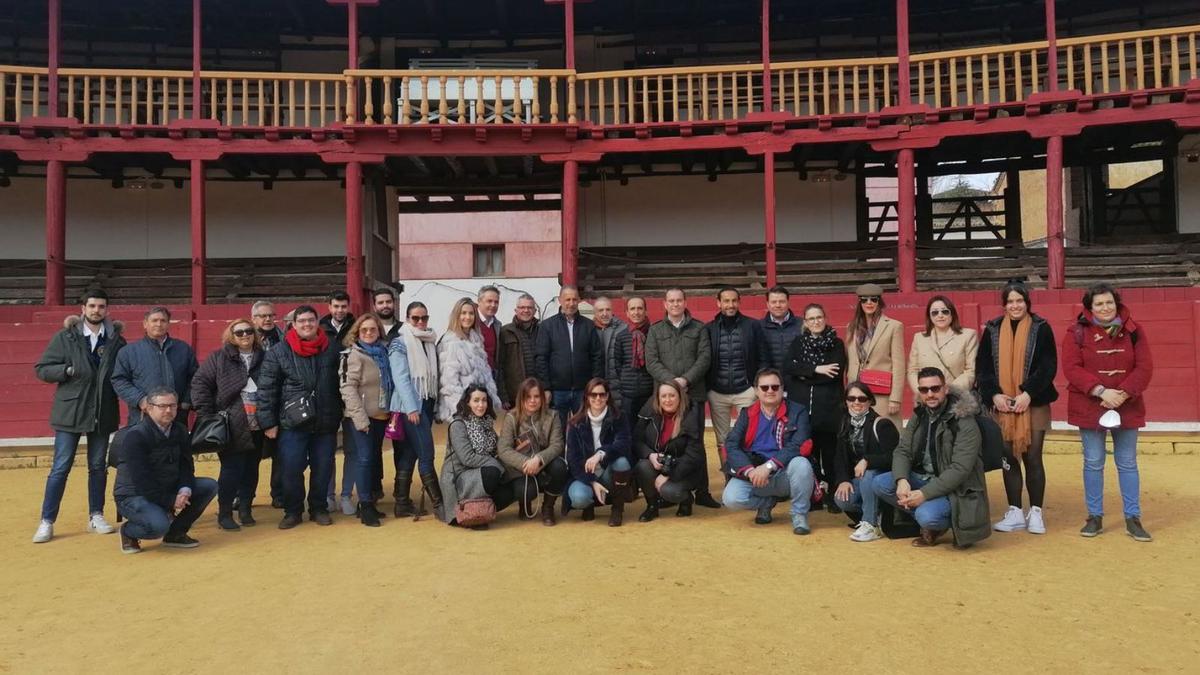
[1061,284,1153,542]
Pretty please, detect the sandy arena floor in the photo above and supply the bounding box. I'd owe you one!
[0,443,1196,673]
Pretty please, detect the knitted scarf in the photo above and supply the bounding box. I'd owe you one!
[357,340,394,406]
[629,320,649,369]
[1090,313,1124,339]
[285,327,328,357]
[997,314,1033,457]
[799,326,839,367]
[463,414,498,455]
[397,322,438,400]
[848,408,870,453]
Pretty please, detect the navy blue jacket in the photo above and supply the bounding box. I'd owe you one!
[564,410,632,485]
[112,416,196,512]
[112,335,198,424]
[535,312,602,392]
[761,312,803,372]
[725,400,811,479]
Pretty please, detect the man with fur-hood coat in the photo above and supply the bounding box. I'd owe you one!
[31,289,127,543]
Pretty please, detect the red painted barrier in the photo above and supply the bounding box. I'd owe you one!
[3,288,1198,438]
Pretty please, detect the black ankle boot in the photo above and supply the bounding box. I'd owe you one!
[638,499,661,523]
[676,496,694,517]
[217,506,240,531]
[237,503,256,527]
[359,502,381,527]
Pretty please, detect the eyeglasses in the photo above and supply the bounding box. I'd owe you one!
[917,385,943,394]
[845,395,870,403]
[147,402,178,410]
[804,316,825,323]
[859,296,881,304]
[409,315,429,323]
[929,308,952,317]
[293,318,317,325]
[758,384,782,392]
[254,313,275,319]
[232,328,255,338]
[588,391,609,399]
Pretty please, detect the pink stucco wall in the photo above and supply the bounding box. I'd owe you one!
[398,209,561,279]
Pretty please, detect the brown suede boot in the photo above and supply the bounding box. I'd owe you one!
[540,494,558,526]
[911,527,946,547]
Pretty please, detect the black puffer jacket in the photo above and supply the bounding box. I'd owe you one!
[706,313,766,395]
[976,314,1059,408]
[191,344,265,454]
[632,401,706,491]
[113,417,196,512]
[611,322,654,409]
[256,335,343,433]
[761,312,802,371]
[784,328,848,432]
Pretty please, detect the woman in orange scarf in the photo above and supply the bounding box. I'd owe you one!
[975,281,1059,535]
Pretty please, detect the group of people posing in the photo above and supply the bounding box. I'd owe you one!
[30,277,1154,552]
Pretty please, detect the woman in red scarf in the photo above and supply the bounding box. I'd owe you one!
[632,380,706,521]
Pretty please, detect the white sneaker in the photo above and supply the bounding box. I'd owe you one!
[87,513,116,534]
[1026,506,1046,534]
[993,505,1027,532]
[326,496,338,513]
[32,520,54,543]
[340,496,356,516]
[849,521,883,542]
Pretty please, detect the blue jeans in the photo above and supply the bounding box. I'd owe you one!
[40,430,110,522]
[353,418,388,503]
[277,429,337,516]
[873,471,951,531]
[1080,428,1141,518]
[551,390,583,429]
[329,418,358,500]
[833,469,880,525]
[721,457,815,528]
[116,477,218,540]
[394,398,437,476]
[566,456,632,508]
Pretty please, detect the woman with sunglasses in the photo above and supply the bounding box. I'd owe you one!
[845,283,906,424]
[832,382,899,542]
[564,378,633,526]
[388,301,442,518]
[908,295,979,395]
[784,303,847,510]
[976,280,1058,535]
[339,313,393,527]
[190,318,266,530]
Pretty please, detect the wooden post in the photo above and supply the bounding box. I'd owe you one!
[190,159,207,305]
[192,0,202,119]
[762,0,772,112]
[46,160,66,305]
[896,0,911,106]
[764,152,778,287]
[897,149,917,292]
[1046,135,1065,289]
[48,0,61,116]
[1045,0,1058,91]
[562,159,579,286]
[564,0,576,70]
[345,162,365,311]
[1004,167,1023,241]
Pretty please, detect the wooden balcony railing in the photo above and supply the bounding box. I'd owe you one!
[0,24,1196,129]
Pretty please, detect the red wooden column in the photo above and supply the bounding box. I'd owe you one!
[565,0,576,69]
[1046,136,1065,289]
[561,160,580,286]
[345,162,366,310]
[328,0,380,69]
[764,152,778,287]
[190,160,207,305]
[192,0,202,119]
[48,0,61,116]
[45,161,66,305]
[896,0,911,106]
[1045,0,1058,91]
[761,0,772,111]
[897,149,917,293]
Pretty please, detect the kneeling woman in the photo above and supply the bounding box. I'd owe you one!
[497,378,570,526]
[633,381,705,521]
[438,385,516,529]
[564,378,633,526]
[832,382,899,542]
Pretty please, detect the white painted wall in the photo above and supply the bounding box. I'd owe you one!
[0,178,350,259]
[398,277,564,334]
[579,172,857,246]
[1178,155,1200,234]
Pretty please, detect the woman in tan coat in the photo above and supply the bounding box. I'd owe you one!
[338,313,392,527]
[497,378,570,526]
[908,295,979,394]
[845,283,906,424]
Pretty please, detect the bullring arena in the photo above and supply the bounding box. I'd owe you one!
[4,0,1200,672]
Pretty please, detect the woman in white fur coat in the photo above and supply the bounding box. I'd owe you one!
[437,297,502,422]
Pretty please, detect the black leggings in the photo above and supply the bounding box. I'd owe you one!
[479,466,520,512]
[1003,430,1046,508]
[810,430,838,485]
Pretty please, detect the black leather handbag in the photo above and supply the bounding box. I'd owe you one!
[191,411,230,452]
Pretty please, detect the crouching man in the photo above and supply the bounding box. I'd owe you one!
[873,367,991,549]
[721,368,816,535]
[114,387,217,554]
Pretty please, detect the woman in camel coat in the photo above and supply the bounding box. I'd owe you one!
[845,283,906,425]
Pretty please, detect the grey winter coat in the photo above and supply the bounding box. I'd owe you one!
[892,393,992,547]
[646,312,712,402]
[34,316,127,435]
[438,415,505,523]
